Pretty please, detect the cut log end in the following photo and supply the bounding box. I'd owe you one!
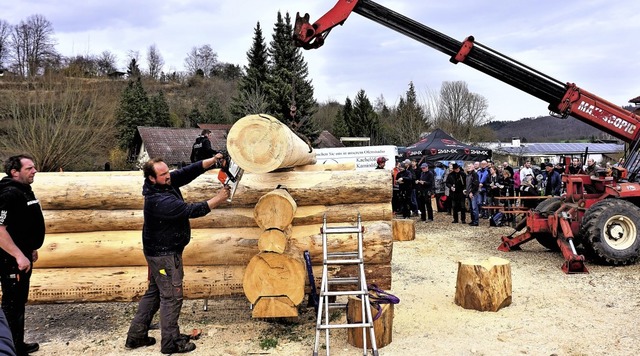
[392,219,415,241]
[454,257,512,312]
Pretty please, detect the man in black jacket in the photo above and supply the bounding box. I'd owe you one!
[0,155,45,356]
[416,163,435,222]
[189,130,217,163]
[465,163,481,226]
[445,163,466,224]
[126,155,230,354]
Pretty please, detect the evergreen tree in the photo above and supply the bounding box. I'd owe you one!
[149,91,171,127]
[332,108,349,138]
[351,89,379,138]
[395,81,430,144]
[115,78,150,152]
[126,58,141,78]
[342,97,355,136]
[186,108,203,127]
[231,22,270,119]
[203,97,229,124]
[265,12,319,142]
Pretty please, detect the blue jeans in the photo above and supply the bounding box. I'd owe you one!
[469,193,482,224]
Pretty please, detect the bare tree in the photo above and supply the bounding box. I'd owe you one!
[96,50,117,76]
[146,44,164,80]
[0,78,116,171]
[10,14,57,77]
[184,44,218,76]
[0,19,11,68]
[433,81,491,142]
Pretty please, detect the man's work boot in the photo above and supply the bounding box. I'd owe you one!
[161,340,196,354]
[125,336,156,349]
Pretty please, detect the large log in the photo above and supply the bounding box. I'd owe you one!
[18,264,391,304]
[454,257,512,312]
[243,251,306,305]
[226,114,317,173]
[254,188,297,230]
[42,203,392,233]
[35,222,393,268]
[33,170,391,210]
[392,219,415,241]
[252,296,298,318]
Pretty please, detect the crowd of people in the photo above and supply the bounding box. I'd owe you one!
[384,156,611,227]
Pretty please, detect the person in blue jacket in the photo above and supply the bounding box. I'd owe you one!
[126,155,230,354]
[542,163,562,196]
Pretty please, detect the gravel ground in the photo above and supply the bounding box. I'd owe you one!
[23,211,640,355]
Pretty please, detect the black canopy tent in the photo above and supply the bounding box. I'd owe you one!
[404,129,492,162]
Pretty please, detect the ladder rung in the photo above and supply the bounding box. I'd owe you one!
[321,290,367,297]
[327,251,358,258]
[322,226,362,234]
[328,277,359,284]
[317,323,373,330]
[327,302,348,309]
[325,259,361,265]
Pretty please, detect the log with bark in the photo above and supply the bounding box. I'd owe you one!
[226,114,317,173]
[18,264,391,304]
[35,222,393,268]
[454,256,512,312]
[33,170,391,210]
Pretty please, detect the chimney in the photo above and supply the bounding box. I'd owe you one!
[511,137,521,147]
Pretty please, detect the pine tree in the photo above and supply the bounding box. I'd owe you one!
[126,58,141,78]
[231,22,270,119]
[332,108,349,138]
[149,91,171,127]
[203,97,229,124]
[342,97,355,136]
[395,81,430,144]
[186,108,203,128]
[265,11,319,142]
[115,77,150,152]
[352,89,379,138]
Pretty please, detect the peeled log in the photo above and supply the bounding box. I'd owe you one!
[33,170,391,210]
[252,296,298,318]
[392,219,416,241]
[454,257,512,312]
[227,114,317,173]
[16,264,390,304]
[42,203,392,234]
[243,252,306,305]
[35,222,393,268]
[254,188,297,230]
[258,228,289,254]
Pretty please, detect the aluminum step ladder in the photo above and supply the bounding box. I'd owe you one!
[313,213,378,356]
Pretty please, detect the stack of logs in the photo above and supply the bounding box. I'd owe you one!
[23,114,394,319]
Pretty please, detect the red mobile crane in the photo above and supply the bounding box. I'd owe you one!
[293,0,640,273]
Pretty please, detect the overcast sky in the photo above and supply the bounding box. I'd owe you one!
[4,0,640,122]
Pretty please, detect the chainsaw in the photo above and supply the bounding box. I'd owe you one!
[217,152,244,203]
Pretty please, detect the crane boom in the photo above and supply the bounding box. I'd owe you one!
[293,0,640,145]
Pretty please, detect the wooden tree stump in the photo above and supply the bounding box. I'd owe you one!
[346,296,393,349]
[392,219,415,241]
[226,114,317,173]
[454,256,512,312]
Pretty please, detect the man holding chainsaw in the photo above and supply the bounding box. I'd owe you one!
[126,155,230,354]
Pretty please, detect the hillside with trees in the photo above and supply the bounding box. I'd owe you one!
[485,116,620,143]
[0,12,516,171]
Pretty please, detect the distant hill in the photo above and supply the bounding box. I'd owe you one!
[484,116,617,143]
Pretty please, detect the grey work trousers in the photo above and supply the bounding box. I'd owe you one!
[127,253,184,352]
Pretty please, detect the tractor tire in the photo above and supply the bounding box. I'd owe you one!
[580,199,640,266]
[532,197,563,251]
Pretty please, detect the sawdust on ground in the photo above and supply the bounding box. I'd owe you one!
[24,212,640,356]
